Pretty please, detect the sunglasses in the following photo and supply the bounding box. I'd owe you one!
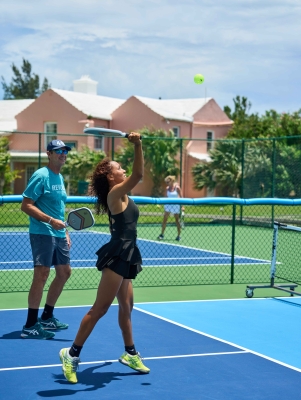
[53,149,69,155]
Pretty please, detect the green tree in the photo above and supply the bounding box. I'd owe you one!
[274,145,301,197]
[224,96,265,139]
[192,140,271,197]
[61,145,106,195]
[0,137,23,195]
[225,96,301,141]
[224,95,251,122]
[115,128,181,197]
[1,58,50,99]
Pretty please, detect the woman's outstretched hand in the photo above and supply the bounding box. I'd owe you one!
[128,132,141,144]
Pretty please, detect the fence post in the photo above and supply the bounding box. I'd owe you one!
[38,132,42,169]
[111,137,115,161]
[230,204,236,284]
[240,140,245,224]
[179,138,183,188]
[271,138,276,224]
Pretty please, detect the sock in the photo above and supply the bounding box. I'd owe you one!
[125,345,137,356]
[25,308,39,328]
[41,304,54,320]
[69,343,83,358]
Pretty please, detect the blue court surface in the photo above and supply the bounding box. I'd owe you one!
[0,298,300,400]
[0,231,269,269]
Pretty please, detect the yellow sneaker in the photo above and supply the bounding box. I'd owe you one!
[59,348,80,383]
[119,352,150,374]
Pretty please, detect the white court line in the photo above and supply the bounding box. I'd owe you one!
[2,298,300,312]
[0,262,270,272]
[0,351,248,372]
[0,257,269,264]
[0,231,271,263]
[134,305,301,374]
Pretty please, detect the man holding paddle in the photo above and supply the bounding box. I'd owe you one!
[20,140,72,339]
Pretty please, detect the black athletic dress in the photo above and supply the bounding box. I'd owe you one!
[95,198,142,279]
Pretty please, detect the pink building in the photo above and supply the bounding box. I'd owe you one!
[0,76,233,196]
[110,96,233,197]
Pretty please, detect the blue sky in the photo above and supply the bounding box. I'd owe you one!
[0,0,300,115]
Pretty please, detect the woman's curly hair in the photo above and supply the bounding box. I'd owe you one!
[89,158,112,214]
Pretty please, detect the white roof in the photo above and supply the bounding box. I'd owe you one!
[135,96,211,122]
[73,75,98,84]
[0,99,35,133]
[188,151,211,162]
[52,89,125,120]
[9,151,48,158]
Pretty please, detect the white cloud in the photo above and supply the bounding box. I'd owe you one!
[0,0,301,114]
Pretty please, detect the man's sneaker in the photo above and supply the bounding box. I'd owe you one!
[59,348,80,384]
[175,236,181,241]
[158,234,164,240]
[39,316,68,330]
[21,322,55,339]
[119,352,150,374]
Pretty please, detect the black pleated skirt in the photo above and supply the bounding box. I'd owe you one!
[95,237,142,279]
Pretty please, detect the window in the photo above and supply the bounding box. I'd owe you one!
[26,166,36,184]
[94,135,104,150]
[172,126,180,138]
[64,141,77,150]
[84,125,104,150]
[44,122,57,149]
[207,131,214,151]
[92,126,105,150]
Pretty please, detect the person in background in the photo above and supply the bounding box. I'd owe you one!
[20,140,72,339]
[158,175,184,241]
[59,131,150,384]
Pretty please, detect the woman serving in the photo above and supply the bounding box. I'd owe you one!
[59,132,150,384]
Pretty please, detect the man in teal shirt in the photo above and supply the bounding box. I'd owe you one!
[21,140,72,339]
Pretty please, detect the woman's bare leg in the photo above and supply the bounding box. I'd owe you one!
[174,214,181,236]
[116,279,134,346]
[161,211,170,235]
[73,268,123,346]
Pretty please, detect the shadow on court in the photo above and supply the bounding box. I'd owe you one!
[0,331,73,342]
[37,363,146,397]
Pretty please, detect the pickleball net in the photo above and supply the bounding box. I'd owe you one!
[246,222,301,297]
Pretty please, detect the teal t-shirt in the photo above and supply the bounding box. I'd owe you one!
[23,167,67,237]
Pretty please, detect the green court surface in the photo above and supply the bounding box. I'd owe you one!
[0,283,295,310]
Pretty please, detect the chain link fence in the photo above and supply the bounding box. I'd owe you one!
[3,131,301,197]
[1,196,301,293]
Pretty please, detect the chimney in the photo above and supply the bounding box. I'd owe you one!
[73,75,98,95]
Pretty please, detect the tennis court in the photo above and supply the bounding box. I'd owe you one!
[0,231,270,269]
[1,197,300,398]
[0,298,300,399]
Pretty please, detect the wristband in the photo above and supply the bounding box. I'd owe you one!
[48,217,53,224]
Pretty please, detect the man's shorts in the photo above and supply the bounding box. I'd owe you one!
[29,234,70,267]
